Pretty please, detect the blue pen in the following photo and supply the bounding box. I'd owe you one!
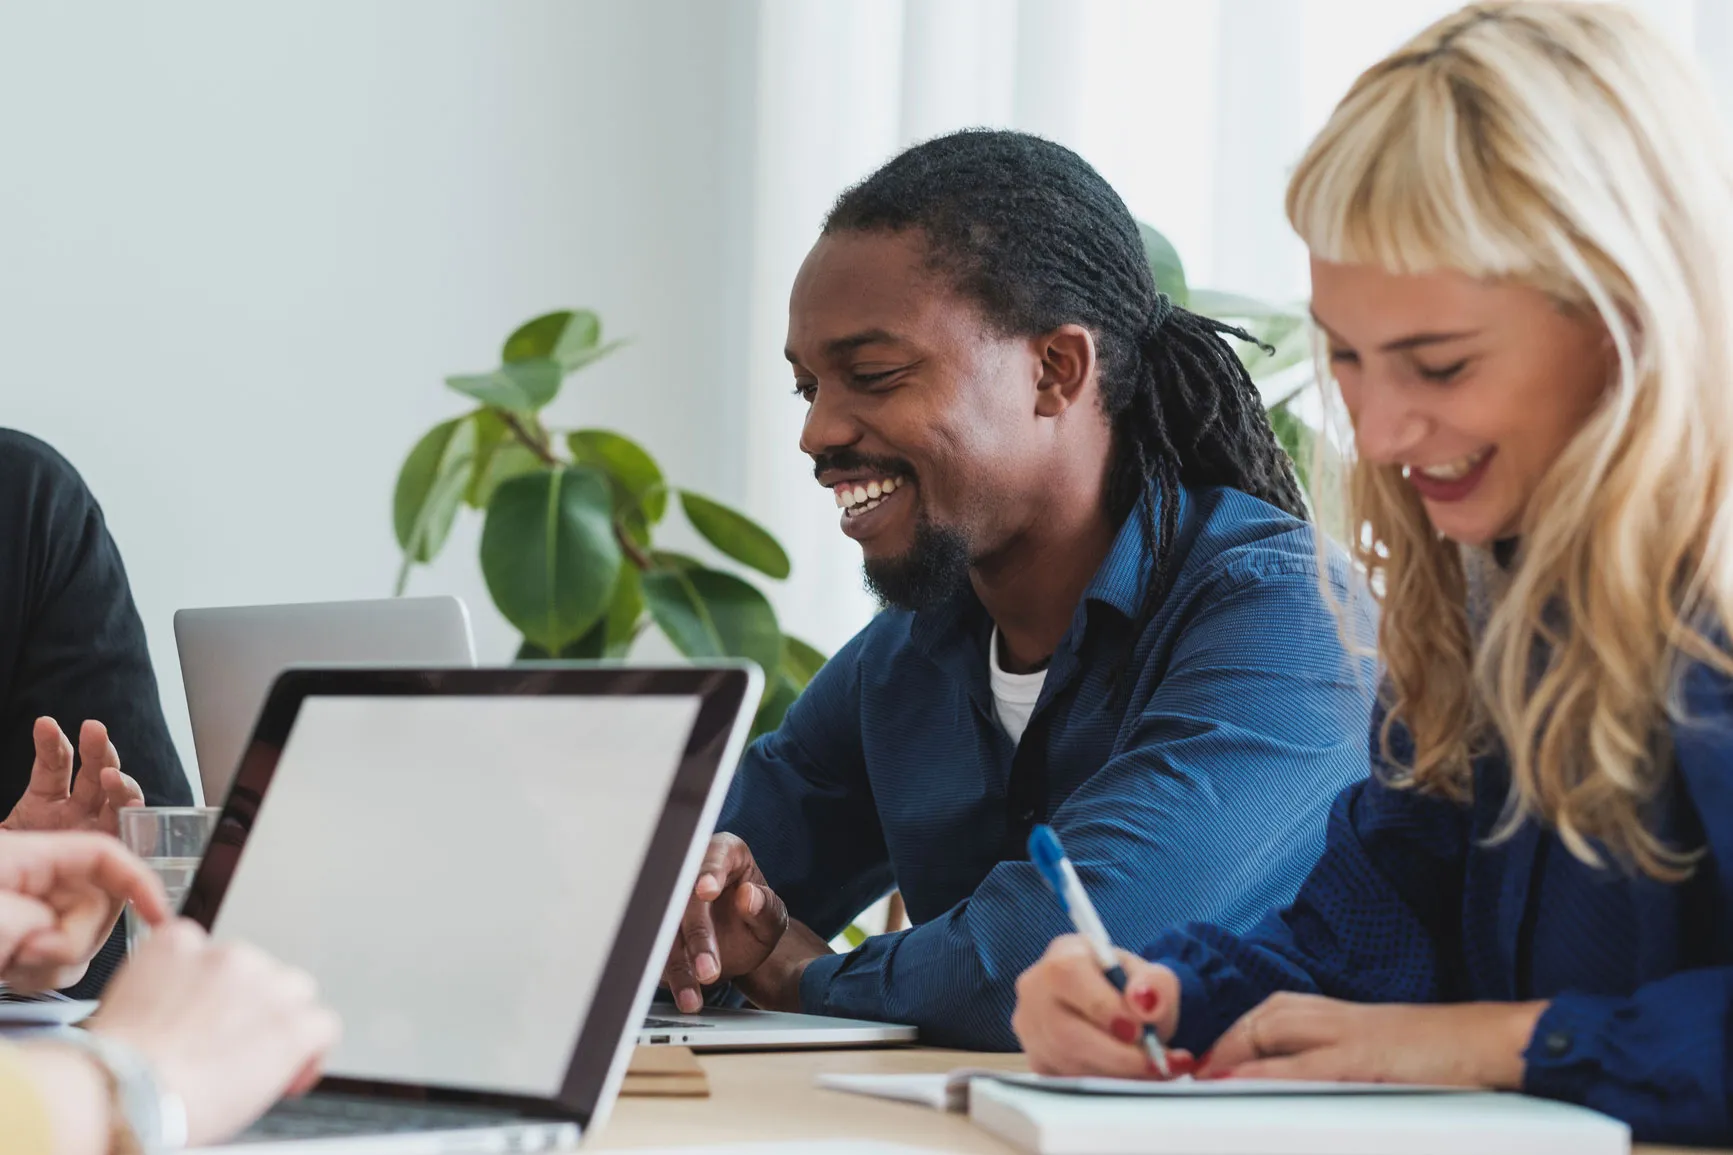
[1027,824,1171,1078]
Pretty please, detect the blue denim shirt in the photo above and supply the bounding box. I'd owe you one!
[1147,658,1733,1145]
[718,484,1376,1049]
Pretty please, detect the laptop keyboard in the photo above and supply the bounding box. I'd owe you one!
[237,1094,517,1141]
[642,1015,714,1030]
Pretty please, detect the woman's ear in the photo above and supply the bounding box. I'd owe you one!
[1034,324,1098,418]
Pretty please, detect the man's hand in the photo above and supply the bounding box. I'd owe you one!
[733,918,833,1014]
[1196,993,1547,1088]
[662,834,789,1013]
[1,718,145,836]
[0,831,170,990]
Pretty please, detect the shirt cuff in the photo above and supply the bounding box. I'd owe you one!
[1521,993,1618,1105]
[799,950,849,1016]
[1161,957,1228,1056]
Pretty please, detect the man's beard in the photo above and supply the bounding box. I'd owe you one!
[862,514,971,612]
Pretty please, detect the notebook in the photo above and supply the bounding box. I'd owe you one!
[818,1069,1474,1112]
[819,1072,1630,1155]
[968,1079,1630,1155]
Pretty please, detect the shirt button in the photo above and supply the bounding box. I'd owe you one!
[1542,1031,1572,1057]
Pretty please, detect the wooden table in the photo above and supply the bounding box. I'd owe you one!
[594,1047,1023,1151]
[592,1046,1717,1154]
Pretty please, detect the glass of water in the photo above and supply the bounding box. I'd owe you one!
[118,806,220,952]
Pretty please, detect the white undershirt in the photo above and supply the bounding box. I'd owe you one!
[989,628,1048,746]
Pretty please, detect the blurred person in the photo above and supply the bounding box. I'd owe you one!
[0,429,194,994]
[0,832,337,1155]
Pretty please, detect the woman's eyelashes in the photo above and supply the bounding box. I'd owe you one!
[1326,346,1469,384]
[1414,358,1470,383]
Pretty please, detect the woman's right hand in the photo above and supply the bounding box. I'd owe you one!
[87,920,341,1147]
[1012,934,1186,1077]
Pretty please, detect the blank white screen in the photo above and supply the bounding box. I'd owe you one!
[209,694,701,1096]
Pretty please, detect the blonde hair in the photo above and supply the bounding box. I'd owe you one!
[1288,1,1733,879]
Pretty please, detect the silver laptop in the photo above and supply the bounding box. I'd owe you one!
[182,663,760,1152]
[174,597,477,805]
[637,1003,915,1049]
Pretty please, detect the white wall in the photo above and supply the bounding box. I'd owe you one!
[0,1,760,783]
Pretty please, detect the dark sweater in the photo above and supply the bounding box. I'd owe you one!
[0,429,191,991]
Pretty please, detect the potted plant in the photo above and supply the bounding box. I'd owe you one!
[391,309,825,738]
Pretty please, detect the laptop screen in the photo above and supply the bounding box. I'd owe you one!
[205,692,703,1098]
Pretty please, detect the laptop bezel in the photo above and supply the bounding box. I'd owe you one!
[179,663,756,1129]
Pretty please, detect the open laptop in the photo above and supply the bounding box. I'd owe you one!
[637,1003,915,1049]
[174,597,477,805]
[181,663,758,1151]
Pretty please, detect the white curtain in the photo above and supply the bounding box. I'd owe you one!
[733,0,1733,656]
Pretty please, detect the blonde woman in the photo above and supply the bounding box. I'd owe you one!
[1010,1,1733,1143]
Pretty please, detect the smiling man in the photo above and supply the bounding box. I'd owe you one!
[659,130,1376,1050]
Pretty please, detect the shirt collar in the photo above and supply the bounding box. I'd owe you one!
[1080,485,1168,621]
[907,483,1174,654]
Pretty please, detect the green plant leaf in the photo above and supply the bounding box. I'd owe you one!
[678,492,791,580]
[650,550,702,572]
[470,442,544,511]
[481,466,622,652]
[781,635,827,690]
[501,310,623,375]
[603,564,644,657]
[467,410,545,509]
[1188,288,1301,321]
[445,358,562,415]
[642,566,782,678]
[392,416,478,568]
[465,410,508,508]
[642,569,717,657]
[568,429,668,523]
[1137,221,1189,307]
[750,674,800,741]
[840,923,869,948]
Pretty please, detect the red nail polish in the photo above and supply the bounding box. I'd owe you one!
[1165,1054,1197,1078]
[1110,1017,1139,1044]
[1132,987,1159,1014]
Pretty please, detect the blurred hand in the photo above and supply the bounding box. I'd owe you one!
[661,834,788,1013]
[0,832,169,990]
[1012,934,1190,1078]
[89,920,341,1147]
[1,719,144,836]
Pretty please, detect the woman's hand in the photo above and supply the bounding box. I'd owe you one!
[0,831,169,990]
[89,920,341,1147]
[1,718,144,837]
[1012,934,1192,1077]
[1199,993,1548,1088]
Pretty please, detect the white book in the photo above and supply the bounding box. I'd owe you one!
[818,1070,1475,1112]
[817,1071,1630,1155]
[968,1079,1630,1155]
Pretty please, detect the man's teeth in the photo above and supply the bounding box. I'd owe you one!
[1407,449,1489,482]
[835,476,902,513]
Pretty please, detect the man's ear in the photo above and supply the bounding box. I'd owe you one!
[1033,324,1098,418]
